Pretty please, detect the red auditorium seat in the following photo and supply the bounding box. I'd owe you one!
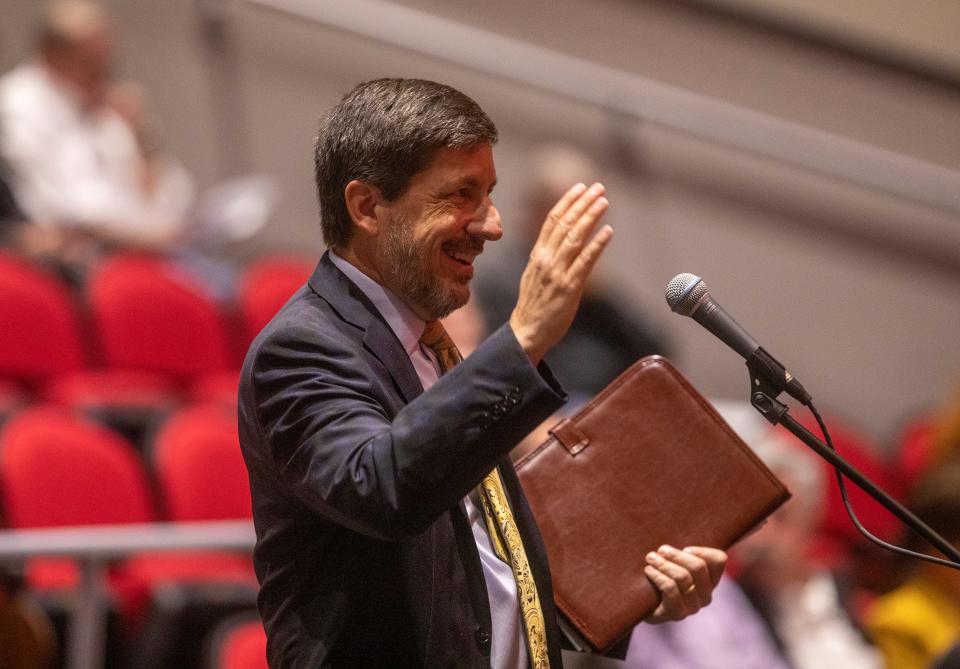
[0,252,86,385]
[0,406,254,618]
[132,404,258,667]
[0,252,177,433]
[86,253,235,384]
[0,405,155,591]
[150,403,252,521]
[239,255,314,348]
[190,369,241,407]
[207,615,268,669]
[0,405,154,529]
[131,400,255,603]
[43,369,178,409]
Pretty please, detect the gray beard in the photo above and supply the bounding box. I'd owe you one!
[383,213,466,320]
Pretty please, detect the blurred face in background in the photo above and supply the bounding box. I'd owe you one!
[48,28,115,109]
[735,494,820,590]
[39,0,116,110]
[733,446,826,592]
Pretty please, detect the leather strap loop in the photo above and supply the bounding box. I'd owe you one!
[549,418,590,456]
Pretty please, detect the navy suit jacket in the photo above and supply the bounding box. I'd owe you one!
[238,252,568,667]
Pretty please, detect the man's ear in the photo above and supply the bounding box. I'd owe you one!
[344,180,383,237]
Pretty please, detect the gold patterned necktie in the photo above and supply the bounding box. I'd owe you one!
[419,320,551,669]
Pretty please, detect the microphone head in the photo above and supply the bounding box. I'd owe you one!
[665,273,709,316]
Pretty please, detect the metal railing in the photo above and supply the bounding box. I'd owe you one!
[0,520,256,669]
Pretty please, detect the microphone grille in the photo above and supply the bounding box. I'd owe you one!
[665,273,709,316]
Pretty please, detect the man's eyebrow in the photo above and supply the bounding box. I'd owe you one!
[438,175,496,194]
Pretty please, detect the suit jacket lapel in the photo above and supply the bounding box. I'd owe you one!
[308,251,424,404]
[309,252,497,648]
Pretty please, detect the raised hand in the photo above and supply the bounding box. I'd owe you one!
[509,182,612,364]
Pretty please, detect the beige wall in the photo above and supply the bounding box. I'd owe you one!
[694,0,960,78]
[3,0,958,446]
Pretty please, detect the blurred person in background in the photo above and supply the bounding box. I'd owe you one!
[474,143,668,401]
[733,426,884,669]
[865,459,960,669]
[0,0,194,270]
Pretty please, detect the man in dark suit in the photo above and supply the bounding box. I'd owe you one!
[239,78,726,668]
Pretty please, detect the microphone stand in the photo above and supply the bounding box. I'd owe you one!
[745,355,960,566]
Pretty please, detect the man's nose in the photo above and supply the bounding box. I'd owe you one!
[468,204,502,241]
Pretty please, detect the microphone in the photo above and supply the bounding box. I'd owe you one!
[665,273,812,405]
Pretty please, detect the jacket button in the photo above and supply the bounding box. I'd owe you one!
[475,628,491,646]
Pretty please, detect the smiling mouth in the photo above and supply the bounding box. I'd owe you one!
[443,246,481,265]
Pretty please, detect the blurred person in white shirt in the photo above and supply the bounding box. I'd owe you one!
[0,0,194,262]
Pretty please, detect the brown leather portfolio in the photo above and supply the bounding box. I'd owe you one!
[515,355,790,653]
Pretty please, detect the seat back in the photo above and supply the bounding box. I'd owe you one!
[239,255,314,348]
[87,254,232,382]
[0,253,86,383]
[207,615,267,669]
[0,405,154,528]
[151,403,252,521]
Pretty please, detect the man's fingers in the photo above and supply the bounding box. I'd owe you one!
[652,545,713,607]
[567,224,612,282]
[560,194,608,249]
[683,546,728,587]
[642,565,691,622]
[641,546,729,623]
[545,183,605,251]
[646,548,707,605]
[536,182,587,248]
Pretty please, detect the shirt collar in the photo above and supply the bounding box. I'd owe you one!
[328,250,426,356]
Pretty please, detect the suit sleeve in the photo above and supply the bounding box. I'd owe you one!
[243,322,566,541]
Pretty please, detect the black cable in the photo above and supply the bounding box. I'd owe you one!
[808,402,960,570]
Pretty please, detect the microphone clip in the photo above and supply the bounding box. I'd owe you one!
[746,350,788,425]
[746,347,812,407]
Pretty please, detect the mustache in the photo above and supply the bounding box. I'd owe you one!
[442,236,486,254]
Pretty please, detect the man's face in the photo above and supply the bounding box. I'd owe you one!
[375,143,502,321]
[50,30,114,109]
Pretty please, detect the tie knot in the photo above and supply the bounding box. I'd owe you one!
[420,320,455,351]
[420,320,462,373]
